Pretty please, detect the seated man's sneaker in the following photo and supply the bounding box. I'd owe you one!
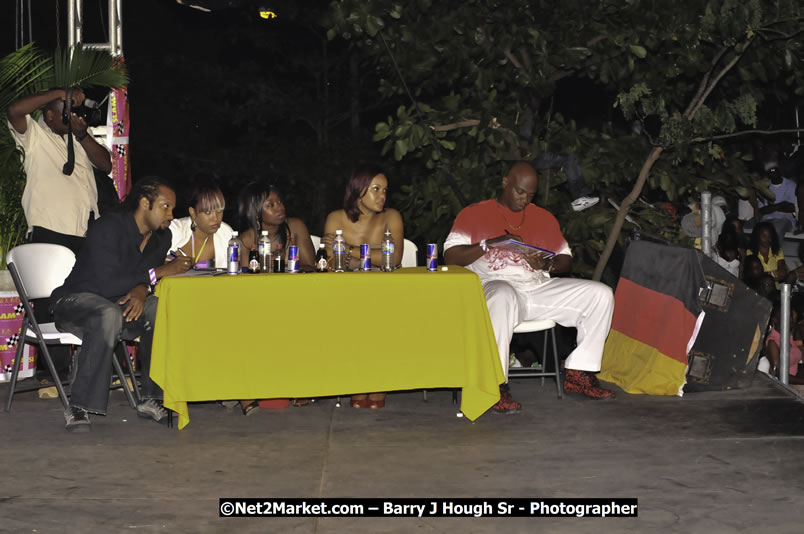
[491,385,522,414]
[64,405,91,432]
[563,369,616,399]
[137,399,169,424]
[571,196,599,212]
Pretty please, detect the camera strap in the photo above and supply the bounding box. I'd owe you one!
[62,87,76,176]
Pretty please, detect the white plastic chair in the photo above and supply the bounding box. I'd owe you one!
[508,319,563,398]
[4,243,139,411]
[401,239,418,267]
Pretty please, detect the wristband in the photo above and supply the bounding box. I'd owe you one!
[148,268,157,285]
[75,133,88,141]
[479,239,488,252]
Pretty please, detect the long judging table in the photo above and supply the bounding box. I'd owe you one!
[151,266,503,428]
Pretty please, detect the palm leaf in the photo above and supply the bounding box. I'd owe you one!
[52,44,129,90]
[0,43,54,111]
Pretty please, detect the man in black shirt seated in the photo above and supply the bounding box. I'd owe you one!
[51,176,193,432]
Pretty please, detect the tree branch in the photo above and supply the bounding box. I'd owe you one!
[504,48,524,70]
[430,119,480,132]
[688,38,754,119]
[690,128,804,143]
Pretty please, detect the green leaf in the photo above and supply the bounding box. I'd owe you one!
[438,139,456,150]
[628,44,647,58]
[52,44,129,89]
[366,15,384,37]
[394,139,409,160]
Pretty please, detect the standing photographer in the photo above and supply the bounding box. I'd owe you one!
[7,88,113,380]
[7,87,112,254]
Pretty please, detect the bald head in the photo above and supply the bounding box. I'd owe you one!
[43,98,68,134]
[500,161,539,212]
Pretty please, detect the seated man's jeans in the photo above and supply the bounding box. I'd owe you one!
[53,292,161,414]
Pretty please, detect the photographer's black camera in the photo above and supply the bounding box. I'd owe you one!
[73,104,104,127]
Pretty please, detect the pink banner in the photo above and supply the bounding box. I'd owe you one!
[107,62,130,199]
[0,292,35,382]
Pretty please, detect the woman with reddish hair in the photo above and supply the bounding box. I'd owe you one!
[322,163,405,409]
[322,162,404,271]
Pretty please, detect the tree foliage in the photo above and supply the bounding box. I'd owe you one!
[327,0,804,281]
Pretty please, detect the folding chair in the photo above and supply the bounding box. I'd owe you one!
[4,243,140,412]
[448,318,563,407]
[507,319,563,398]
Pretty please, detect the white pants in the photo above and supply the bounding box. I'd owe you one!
[483,278,615,381]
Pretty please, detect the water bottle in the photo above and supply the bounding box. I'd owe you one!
[315,243,328,272]
[227,231,242,275]
[333,230,347,272]
[381,229,395,272]
[258,230,272,272]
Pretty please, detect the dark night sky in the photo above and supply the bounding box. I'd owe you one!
[3,1,354,230]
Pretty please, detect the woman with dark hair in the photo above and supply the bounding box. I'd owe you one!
[746,221,788,285]
[237,181,316,271]
[322,162,404,271]
[321,163,405,409]
[236,181,316,415]
[168,183,234,269]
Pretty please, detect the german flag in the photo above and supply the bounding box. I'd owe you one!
[599,241,706,395]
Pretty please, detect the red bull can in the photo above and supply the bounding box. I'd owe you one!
[427,243,438,271]
[360,243,371,271]
[287,245,299,273]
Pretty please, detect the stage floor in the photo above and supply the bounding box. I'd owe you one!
[2,374,803,533]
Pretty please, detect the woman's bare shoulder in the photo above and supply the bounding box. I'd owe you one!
[324,209,347,228]
[383,208,403,221]
[287,217,310,233]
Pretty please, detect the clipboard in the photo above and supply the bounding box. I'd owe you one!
[486,238,555,257]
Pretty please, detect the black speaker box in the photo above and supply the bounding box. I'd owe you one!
[684,252,771,392]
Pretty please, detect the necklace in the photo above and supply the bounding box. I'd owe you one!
[496,201,526,230]
[191,232,210,263]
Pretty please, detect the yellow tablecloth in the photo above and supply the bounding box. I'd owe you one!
[151,266,503,428]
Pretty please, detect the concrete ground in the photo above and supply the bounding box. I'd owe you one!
[2,374,804,534]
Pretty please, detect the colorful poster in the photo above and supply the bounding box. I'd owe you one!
[107,66,130,200]
[0,292,35,382]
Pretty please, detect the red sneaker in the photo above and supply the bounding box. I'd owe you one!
[491,386,521,414]
[563,369,616,400]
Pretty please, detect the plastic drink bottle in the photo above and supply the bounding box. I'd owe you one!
[333,230,347,272]
[258,230,272,272]
[381,229,395,272]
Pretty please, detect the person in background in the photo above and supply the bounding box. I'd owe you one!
[713,230,740,278]
[758,297,804,384]
[746,221,788,286]
[169,183,234,269]
[742,255,765,289]
[749,163,797,243]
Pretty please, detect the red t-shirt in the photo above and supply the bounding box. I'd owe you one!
[444,199,570,287]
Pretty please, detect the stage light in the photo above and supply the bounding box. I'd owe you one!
[259,7,278,19]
